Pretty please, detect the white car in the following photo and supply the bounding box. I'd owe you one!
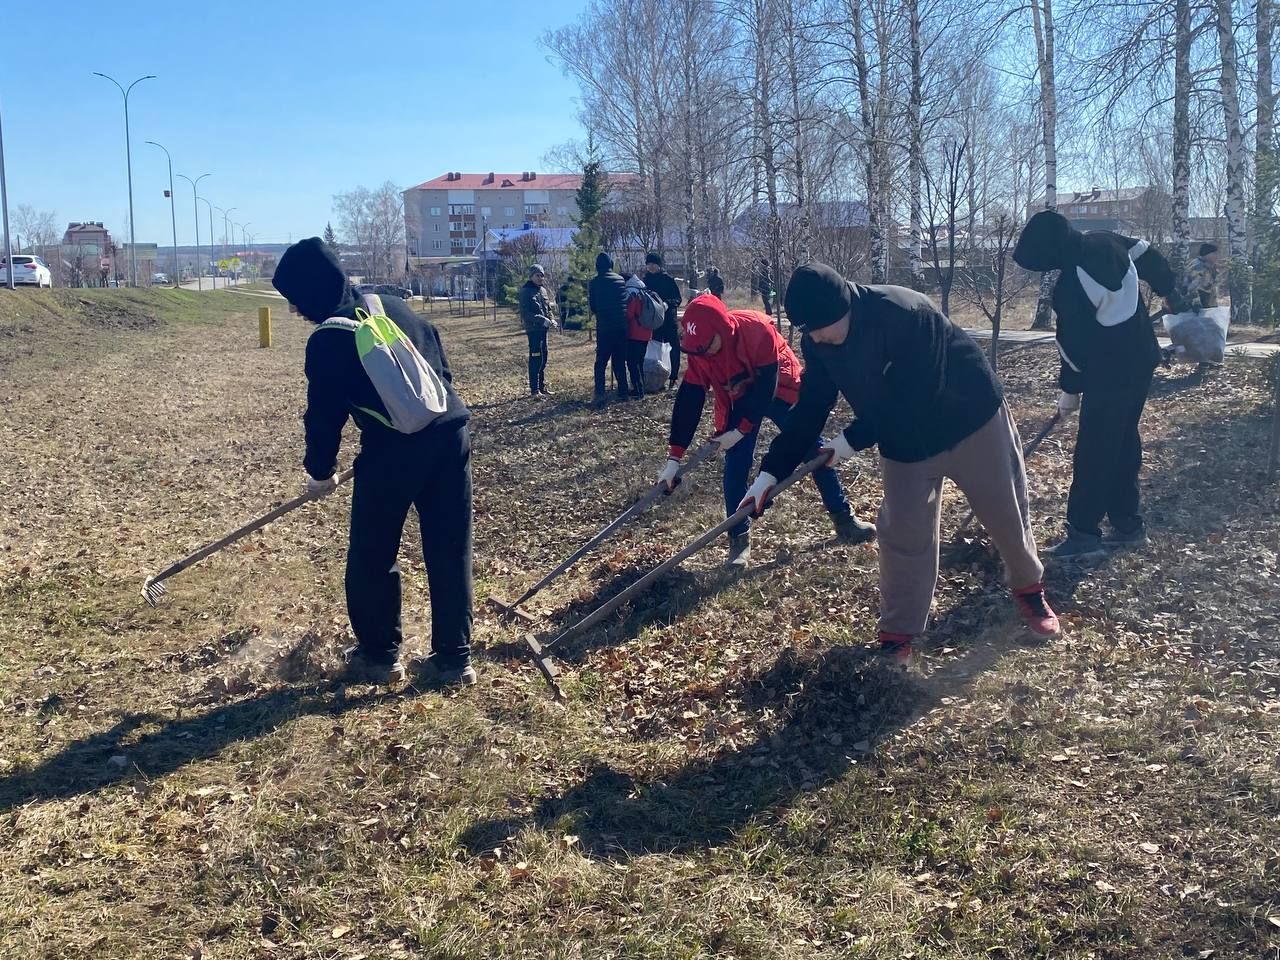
[0,255,53,287]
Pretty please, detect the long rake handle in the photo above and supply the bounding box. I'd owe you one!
[507,441,720,609]
[147,468,356,585]
[545,453,829,650]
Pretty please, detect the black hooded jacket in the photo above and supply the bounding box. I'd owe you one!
[1013,211,1172,393]
[588,253,628,336]
[272,237,470,480]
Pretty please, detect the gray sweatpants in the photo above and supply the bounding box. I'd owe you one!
[878,405,1044,635]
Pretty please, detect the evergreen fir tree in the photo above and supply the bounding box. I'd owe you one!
[564,139,610,330]
[323,222,339,252]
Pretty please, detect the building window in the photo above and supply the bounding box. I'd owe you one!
[449,204,474,215]
[481,206,492,217]
[449,221,463,232]
[432,223,441,232]
[504,207,515,217]
[430,206,441,216]
[432,239,444,250]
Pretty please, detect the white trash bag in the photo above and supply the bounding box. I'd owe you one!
[1163,306,1230,365]
[643,340,672,393]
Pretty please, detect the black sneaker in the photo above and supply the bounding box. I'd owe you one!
[1102,524,1148,550]
[832,511,877,544]
[413,653,478,687]
[1045,526,1107,561]
[337,647,406,685]
[725,532,751,569]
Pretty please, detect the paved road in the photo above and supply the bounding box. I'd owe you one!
[963,326,1279,358]
[179,276,247,292]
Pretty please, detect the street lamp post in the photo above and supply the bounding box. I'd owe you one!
[177,173,209,290]
[222,208,236,268]
[0,97,13,290]
[199,198,215,286]
[145,141,179,286]
[93,72,154,288]
[240,223,251,278]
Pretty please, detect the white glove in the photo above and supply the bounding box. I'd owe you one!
[713,428,745,452]
[657,458,681,493]
[738,472,778,516]
[1057,391,1081,418]
[307,474,339,498]
[821,430,856,467]
[545,316,559,330]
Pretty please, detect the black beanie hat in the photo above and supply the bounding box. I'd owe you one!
[272,237,350,322]
[596,252,614,273]
[645,252,663,266]
[1012,210,1074,273]
[784,262,852,332]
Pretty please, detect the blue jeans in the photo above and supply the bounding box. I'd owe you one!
[723,397,850,538]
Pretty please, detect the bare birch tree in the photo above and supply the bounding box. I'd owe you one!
[1214,0,1250,326]
[1029,0,1059,330]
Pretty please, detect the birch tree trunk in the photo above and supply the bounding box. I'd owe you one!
[1170,0,1192,277]
[785,7,811,269]
[908,0,923,287]
[1030,0,1058,330]
[1215,0,1251,327]
[1254,0,1275,322]
[680,0,699,288]
[851,0,886,283]
[755,0,784,324]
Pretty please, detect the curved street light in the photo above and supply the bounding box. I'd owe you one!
[177,173,209,290]
[144,141,179,286]
[198,197,215,285]
[94,72,155,287]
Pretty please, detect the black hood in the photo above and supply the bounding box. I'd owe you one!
[596,252,614,274]
[1012,210,1079,272]
[272,237,357,322]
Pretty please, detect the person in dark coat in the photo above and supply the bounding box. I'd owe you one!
[752,257,774,314]
[643,252,683,387]
[518,264,557,397]
[1013,211,1176,558]
[588,252,631,404]
[272,237,476,687]
[740,262,1059,664]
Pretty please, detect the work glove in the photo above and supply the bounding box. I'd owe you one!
[545,316,559,330]
[738,472,778,517]
[657,458,682,494]
[1056,391,1081,418]
[713,428,745,452]
[820,430,856,467]
[307,474,339,498]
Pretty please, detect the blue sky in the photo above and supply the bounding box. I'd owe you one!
[2,1,585,247]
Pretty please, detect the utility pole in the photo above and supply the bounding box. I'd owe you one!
[93,72,154,287]
[177,173,209,289]
[145,141,179,285]
[0,97,13,290]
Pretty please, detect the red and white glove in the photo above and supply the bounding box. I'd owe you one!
[306,474,339,498]
[657,458,682,493]
[713,428,746,451]
[738,472,778,516]
[821,431,856,467]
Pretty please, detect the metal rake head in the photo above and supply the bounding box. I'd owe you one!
[141,578,168,607]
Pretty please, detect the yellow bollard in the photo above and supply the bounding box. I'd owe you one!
[258,306,272,348]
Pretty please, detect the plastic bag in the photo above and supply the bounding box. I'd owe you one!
[643,340,672,393]
[1163,307,1229,364]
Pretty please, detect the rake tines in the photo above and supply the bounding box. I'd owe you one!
[141,577,168,607]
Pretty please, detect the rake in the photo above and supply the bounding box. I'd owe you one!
[489,440,721,623]
[142,468,356,606]
[525,451,831,697]
[954,412,1060,535]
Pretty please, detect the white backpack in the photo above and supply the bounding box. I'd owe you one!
[316,294,449,433]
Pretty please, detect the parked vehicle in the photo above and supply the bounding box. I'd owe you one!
[355,282,412,300]
[0,255,53,287]
[152,272,170,285]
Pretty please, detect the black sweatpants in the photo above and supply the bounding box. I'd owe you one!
[1066,367,1154,537]
[346,422,473,666]
[594,329,629,397]
[626,339,647,396]
[526,326,548,394]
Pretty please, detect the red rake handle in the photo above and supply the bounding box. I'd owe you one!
[506,440,721,609]
[545,453,829,650]
[146,468,356,586]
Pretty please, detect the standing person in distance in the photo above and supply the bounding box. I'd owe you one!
[704,266,725,300]
[624,271,653,399]
[273,237,477,687]
[753,257,775,315]
[519,263,557,398]
[1179,242,1221,309]
[739,262,1059,663]
[643,252,683,388]
[1013,211,1178,557]
[659,293,876,569]
[588,252,631,405]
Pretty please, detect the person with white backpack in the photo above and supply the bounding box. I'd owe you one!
[273,237,477,687]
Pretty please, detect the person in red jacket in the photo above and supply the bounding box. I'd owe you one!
[657,294,876,568]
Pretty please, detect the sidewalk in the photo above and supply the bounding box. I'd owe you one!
[963,326,1279,358]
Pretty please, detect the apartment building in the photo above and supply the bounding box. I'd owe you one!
[403,170,639,259]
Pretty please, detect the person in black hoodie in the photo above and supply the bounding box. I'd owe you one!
[1012,210,1176,559]
[273,237,476,687]
[643,252,683,387]
[739,262,1059,664]
[588,252,631,404]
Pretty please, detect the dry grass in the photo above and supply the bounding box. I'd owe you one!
[0,287,1278,959]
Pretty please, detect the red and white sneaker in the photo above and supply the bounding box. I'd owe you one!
[878,631,914,666]
[1012,582,1060,636]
